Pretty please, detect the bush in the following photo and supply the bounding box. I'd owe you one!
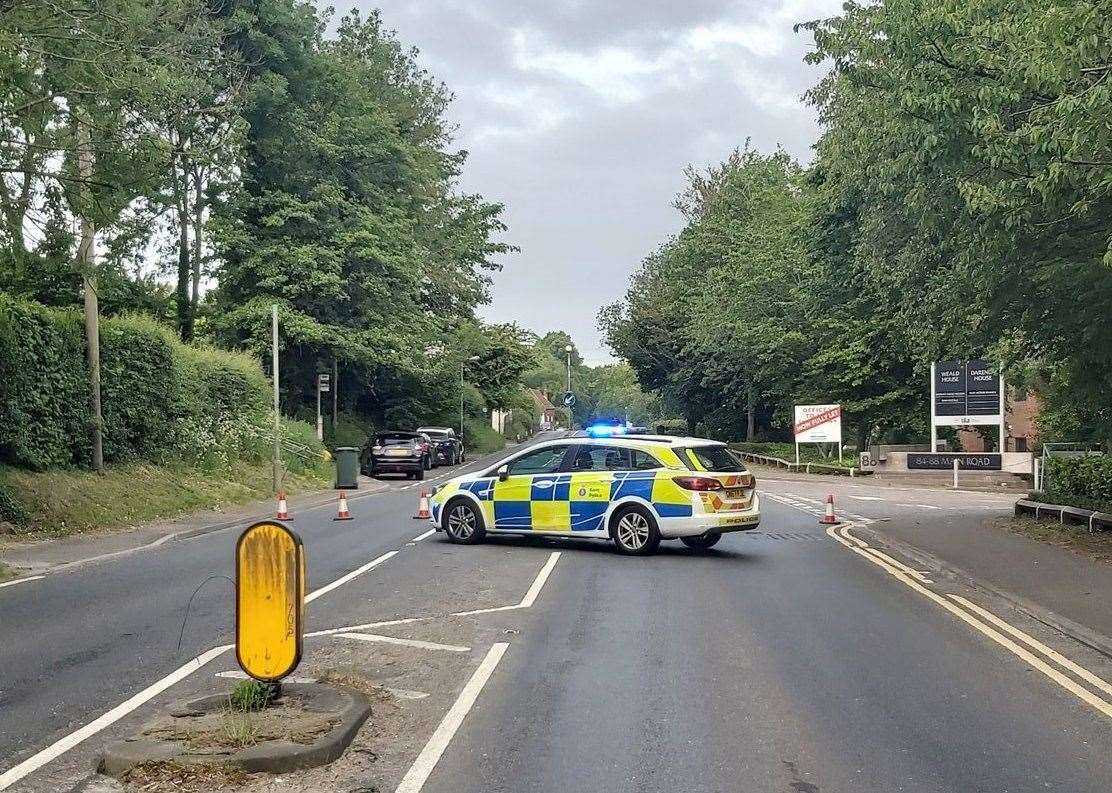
[0,295,272,471]
[730,441,858,470]
[0,295,90,468]
[0,481,29,526]
[1045,455,1112,512]
[654,418,688,435]
[464,417,505,454]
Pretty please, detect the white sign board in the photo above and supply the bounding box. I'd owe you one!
[794,404,842,444]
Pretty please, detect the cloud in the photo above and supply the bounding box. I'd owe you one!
[330,1,838,361]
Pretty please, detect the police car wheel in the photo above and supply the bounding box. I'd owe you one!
[610,506,660,555]
[444,499,485,544]
[681,532,721,550]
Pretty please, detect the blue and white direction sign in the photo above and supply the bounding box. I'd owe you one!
[563,391,576,407]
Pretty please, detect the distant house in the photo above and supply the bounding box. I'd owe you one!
[528,388,558,429]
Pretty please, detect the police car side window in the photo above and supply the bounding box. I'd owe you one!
[507,446,568,475]
[631,450,662,470]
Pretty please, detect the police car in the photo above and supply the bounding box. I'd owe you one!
[427,435,760,554]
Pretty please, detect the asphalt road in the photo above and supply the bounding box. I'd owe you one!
[0,441,519,773]
[4,434,1112,792]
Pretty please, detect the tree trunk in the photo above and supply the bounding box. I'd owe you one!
[75,113,103,472]
[175,192,192,341]
[190,168,203,333]
[746,388,756,442]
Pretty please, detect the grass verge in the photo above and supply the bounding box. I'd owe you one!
[0,560,14,582]
[1002,516,1112,565]
[0,459,330,537]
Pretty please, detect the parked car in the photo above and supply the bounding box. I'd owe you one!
[417,426,465,466]
[361,431,432,479]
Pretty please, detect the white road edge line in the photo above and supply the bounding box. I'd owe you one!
[305,551,398,604]
[335,633,470,652]
[0,575,44,590]
[411,528,436,543]
[0,644,232,790]
[394,642,509,793]
[0,547,406,789]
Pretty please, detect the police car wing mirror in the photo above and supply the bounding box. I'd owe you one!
[497,464,509,481]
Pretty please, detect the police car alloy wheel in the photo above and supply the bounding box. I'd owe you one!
[610,505,660,555]
[445,500,485,544]
[681,531,721,550]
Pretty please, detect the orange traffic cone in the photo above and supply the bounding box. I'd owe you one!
[413,491,431,520]
[276,491,292,521]
[333,491,353,521]
[819,494,839,525]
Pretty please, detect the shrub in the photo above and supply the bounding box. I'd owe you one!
[0,295,272,471]
[0,480,29,525]
[1046,455,1112,511]
[0,295,90,468]
[654,418,688,435]
[464,418,505,454]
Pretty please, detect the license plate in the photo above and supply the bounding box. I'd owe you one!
[386,448,408,457]
[726,488,747,499]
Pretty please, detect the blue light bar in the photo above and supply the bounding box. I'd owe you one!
[586,423,626,437]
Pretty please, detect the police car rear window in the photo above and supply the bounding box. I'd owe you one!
[680,445,747,472]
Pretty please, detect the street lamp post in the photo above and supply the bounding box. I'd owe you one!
[565,344,573,393]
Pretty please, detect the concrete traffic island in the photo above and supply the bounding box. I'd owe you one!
[99,682,372,778]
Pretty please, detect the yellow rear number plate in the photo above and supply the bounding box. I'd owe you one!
[726,488,746,499]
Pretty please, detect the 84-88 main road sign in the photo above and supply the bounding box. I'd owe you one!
[236,521,305,682]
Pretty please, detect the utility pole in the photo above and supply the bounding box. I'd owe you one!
[460,361,465,437]
[271,305,281,493]
[76,111,103,472]
[332,356,338,432]
[565,344,573,393]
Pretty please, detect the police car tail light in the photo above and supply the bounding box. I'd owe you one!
[673,476,723,491]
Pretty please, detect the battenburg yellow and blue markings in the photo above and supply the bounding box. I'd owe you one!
[433,469,695,532]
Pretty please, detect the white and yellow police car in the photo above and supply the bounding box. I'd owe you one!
[428,435,759,554]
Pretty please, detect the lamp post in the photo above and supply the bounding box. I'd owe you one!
[461,355,480,436]
[565,344,573,393]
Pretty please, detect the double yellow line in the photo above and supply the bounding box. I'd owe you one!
[828,523,1112,719]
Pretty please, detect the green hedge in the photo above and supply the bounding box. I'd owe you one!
[0,297,90,467]
[654,418,688,435]
[0,294,270,470]
[730,441,858,470]
[1046,455,1112,512]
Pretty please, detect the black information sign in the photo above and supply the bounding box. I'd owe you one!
[933,360,966,417]
[908,452,1002,471]
[965,359,1000,416]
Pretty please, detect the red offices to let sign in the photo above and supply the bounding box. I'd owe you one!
[793,405,842,438]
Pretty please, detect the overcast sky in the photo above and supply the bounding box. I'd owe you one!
[341,1,841,364]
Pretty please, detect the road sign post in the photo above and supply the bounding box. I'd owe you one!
[316,373,330,442]
[236,521,305,682]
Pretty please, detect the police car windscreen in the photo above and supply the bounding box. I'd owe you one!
[687,445,747,472]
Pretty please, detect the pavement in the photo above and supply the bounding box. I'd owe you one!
[3,436,1112,792]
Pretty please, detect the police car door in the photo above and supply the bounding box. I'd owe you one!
[492,444,572,531]
[567,446,624,535]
